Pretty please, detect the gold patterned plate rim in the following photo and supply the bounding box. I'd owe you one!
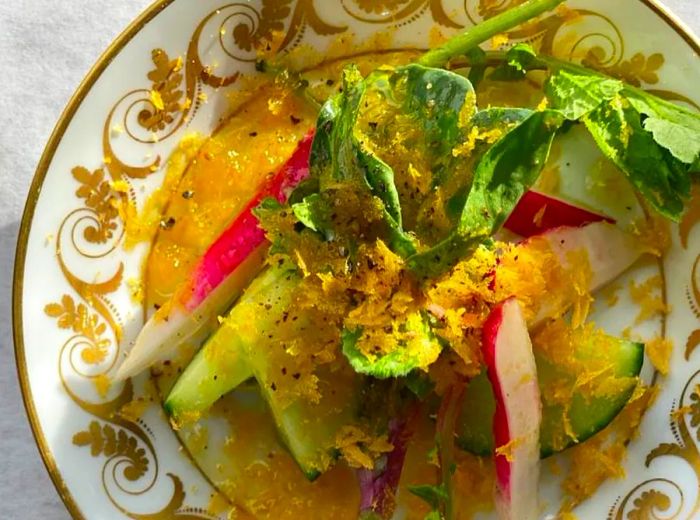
[12,1,700,519]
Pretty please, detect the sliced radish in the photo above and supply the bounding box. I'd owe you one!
[116,130,314,380]
[530,221,643,325]
[505,189,612,238]
[482,298,541,520]
[358,407,418,519]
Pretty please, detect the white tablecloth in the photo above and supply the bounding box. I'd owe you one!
[0,1,696,518]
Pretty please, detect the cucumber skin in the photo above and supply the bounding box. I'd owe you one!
[457,339,644,458]
[167,261,359,480]
[164,264,297,421]
[164,322,253,420]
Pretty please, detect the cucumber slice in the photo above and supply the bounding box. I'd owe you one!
[168,261,361,479]
[457,334,643,457]
[237,278,362,479]
[164,264,294,420]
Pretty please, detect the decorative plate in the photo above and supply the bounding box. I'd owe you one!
[13,0,700,518]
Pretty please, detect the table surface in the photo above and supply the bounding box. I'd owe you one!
[0,1,697,518]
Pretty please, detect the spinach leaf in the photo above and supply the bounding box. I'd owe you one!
[407,109,564,276]
[624,90,700,165]
[545,68,623,120]
[499,43,700,219]
[584,97,691,219]
[342,312,442,379]
[303,64,477,258]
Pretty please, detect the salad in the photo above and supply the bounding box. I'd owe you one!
[114,0,700,518]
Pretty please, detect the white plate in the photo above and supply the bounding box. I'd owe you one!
[13,0,700,518]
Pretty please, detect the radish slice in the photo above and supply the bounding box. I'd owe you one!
[505,189,612,237]
[482,298,541,520]
[116,130,314,380]
[531,221,643,325]
[358,407,418,519]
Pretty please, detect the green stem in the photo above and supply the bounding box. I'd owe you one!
[418,0,565,68]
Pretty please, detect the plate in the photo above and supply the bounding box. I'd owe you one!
[13,0,700,518]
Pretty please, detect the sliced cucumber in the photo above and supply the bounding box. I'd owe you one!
[164,264,295,420]
[168,260,361,479]
[238,280,362,480]
[457,334,643,458]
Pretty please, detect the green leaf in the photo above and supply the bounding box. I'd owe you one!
[305,63,477,258]
[407,109,564,276]
[583,96,691,220]
[624,89,700,165]
[408,484,448,510]
[342,313,442,378]
[291,194,325,234]
[545,68,623,120]
[424,512,443,520]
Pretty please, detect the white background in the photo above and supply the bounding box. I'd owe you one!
[0,1,697,518]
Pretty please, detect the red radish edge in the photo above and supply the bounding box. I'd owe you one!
[181,129,314,310]
[116,130,314,380]
[505,189,613,238]
[482,298,541,520]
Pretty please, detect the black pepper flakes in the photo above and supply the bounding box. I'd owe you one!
[290,115,302,125]
[182,190,194,199]
[160,217,176,230]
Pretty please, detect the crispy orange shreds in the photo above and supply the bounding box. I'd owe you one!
[169,409,201,429]
[561,385,656,512]
[630,213,671,257]
[645,336,673,375]
[491,33,509,49]
[495,236,566,321]
[335,426,393,469]
[93,374,111,398]
[565,248,594,328]
[629,275,668,324]
[453,450,495,518]
[495,436,524,462]
[119,398,149,422]
[533,204,547,227]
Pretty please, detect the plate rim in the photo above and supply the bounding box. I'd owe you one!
[11,1,700,518]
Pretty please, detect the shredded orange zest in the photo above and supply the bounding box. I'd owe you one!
[495,436,525,462]
[646,336,673,375]
[335,426,393,469]
[629,275,668,324]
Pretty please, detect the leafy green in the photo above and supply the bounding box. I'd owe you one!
[341,313,442,378]
[303,63,477,258]
[624,90,700,164]
[408,484,448,510]
[545,68,623,120]
[494,43,700,219]
[583,96,691,219]
[407,109,564,276]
